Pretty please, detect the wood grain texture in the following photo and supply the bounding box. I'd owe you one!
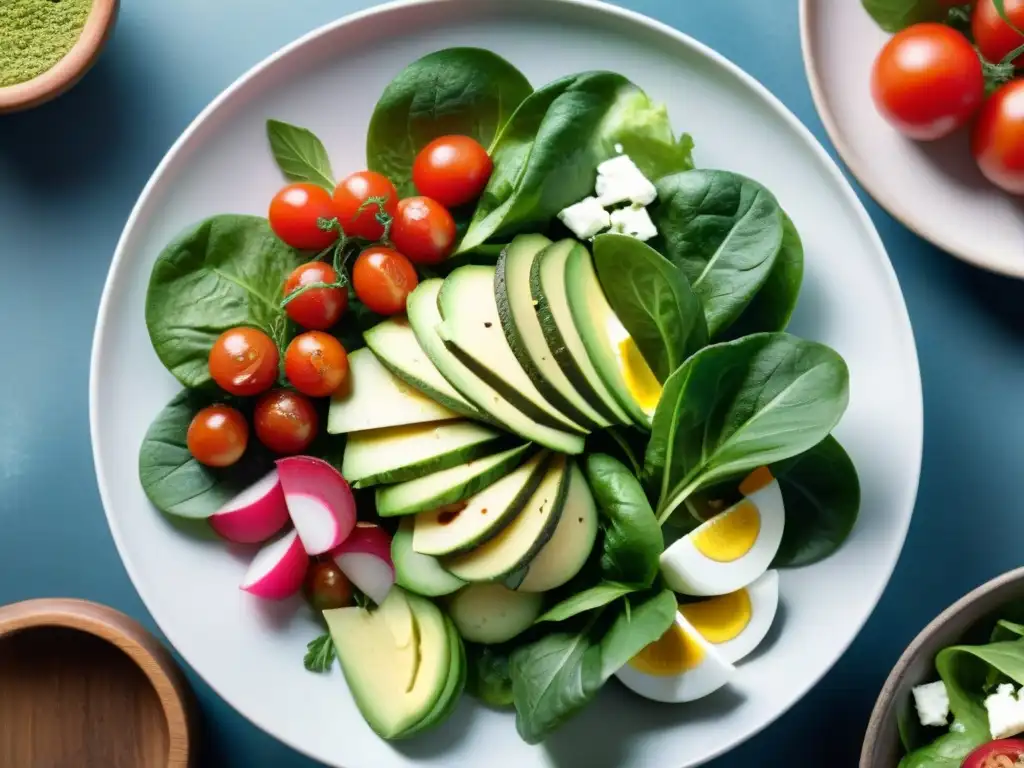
[0,599,197,767]
[0,0,120,113]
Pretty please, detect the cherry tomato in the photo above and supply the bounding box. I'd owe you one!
[284,331,349,397]
[268,183,338,251]
[254,389,319,454]
[303,560,354,611]
[332,170,398,240]
[282,262,348,330]
[186,405,249,467]
[962,739,1024,768]
[208,327,279,396]
[871,23,984,140]
[974,0,1024,67]
[412,135,493,208]
[389,197,457,265]
[972,80,1024,194]
[351,246,419,316]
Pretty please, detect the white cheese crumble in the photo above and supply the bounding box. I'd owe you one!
[912,681,949,727]
[557,196,611,240]
[985,683,1024,739]
[595,154,657,207]
[610,205,658,242]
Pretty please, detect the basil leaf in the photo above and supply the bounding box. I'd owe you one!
[145,214,304,389]
[535,582,636,624]
[592,233,708,382]
[651,170,785,338]
[862,0,945,32]
[303,633,337,673]
[597,588,677,681]
[266,119,335,190]
[466,643,515,708]
[366,47,532,196]
[645,333,850,521]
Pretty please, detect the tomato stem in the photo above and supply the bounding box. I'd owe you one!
[357,194,395,245]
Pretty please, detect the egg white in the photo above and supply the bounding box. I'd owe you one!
[681,570,779,664]
[660,472,785,597]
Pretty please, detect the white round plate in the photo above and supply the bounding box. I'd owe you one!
[90,1,923,766]
[801,0,1024,279]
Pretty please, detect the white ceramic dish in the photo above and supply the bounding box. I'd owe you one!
[801,0,1024,279]
[90,1,924,766]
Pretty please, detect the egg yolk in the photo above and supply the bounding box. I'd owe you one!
[605,315,662,412]
[679,590,753,644]
[629,620,706,675]
[692,500,761,562]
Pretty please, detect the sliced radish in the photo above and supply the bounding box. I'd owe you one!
[332,523,395,606]
[240,529,308,600]
[209,471,290,544]
[276,456,357,556]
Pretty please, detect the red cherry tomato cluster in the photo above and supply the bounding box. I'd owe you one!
[189,136,492,469]
[870,2,1024,194]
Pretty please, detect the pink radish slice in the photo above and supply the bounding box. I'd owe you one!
[332,523,395,605]
[209,471,290,544]
[240,529,308,600]
[276,456,357,556]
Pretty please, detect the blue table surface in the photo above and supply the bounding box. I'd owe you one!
[2,0,1023,765]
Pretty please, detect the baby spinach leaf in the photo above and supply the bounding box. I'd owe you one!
[266,119,335,190]
[651,170,784,338]
[722,212,804,339]
[459,72,690,252]
[771,435,860,568]
[897,724,987,768]
[535,582,636,624]
[862,0,945,32]
[585,453,662,587]
[592,233,708,382]
[466,643,515,708]
[597,588,677,681]
[146,214,304,389]
[645,333,850,522]
[992,620,1024,642]
[366,48,532,197]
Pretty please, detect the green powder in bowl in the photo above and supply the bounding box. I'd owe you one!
[0,0,93,88]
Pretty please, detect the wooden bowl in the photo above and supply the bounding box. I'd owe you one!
[861,566,1024,767]
[0,0,119,114]
[0,598,198,767]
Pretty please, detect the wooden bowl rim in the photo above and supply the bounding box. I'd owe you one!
[0,597,195,767]
[0,0,119,113]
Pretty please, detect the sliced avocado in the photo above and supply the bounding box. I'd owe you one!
[517,461,599,592]
[393,518,465,598]
[406,279,584,454]
[328,348,460,434]
[436,265,588,436]
[343,420,512,488]
[364,317,483,421]
[563,244,652,428]
[413,451,551,557]
[531,241,633,426]
[400,617,466,738]
[377,444,533,518]
[496,235,610,430]
[324,587,450,739]
[447,583,543,644]
[443,454,570,582]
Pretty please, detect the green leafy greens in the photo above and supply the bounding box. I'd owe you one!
[266,119,335,190]
[304,633,337,673]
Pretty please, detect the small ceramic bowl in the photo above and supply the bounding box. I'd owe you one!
[0,598,198,767]
[861,566,1024,767]
[0,0,119,114]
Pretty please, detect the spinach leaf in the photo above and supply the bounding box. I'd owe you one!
[459,72,691,252]
[146,215,304,389]
[466,643,515,708]
[535,582,636,624]
[722,212,804,339]
[597,588,677,681]
[644,333,850,522]
[771,435,860,568]
[584,427,646,478]
[651,170,785,338]
[898,724,987,768]
[862,0,944,32]
[266,119,335,191]
[366,48,532,197]
[585,454,662,587]
[992,620,1024,642]
[592,233,708,382]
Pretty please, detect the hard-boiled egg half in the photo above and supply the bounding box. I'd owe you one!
[615,611,735,703]
[679,570,779,664]
[606,314,661,417]
[660,467,784,597]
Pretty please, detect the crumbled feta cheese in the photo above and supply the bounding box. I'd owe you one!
[595,154,657,207]
[558,196,611,240]
[985,683,1024,739]
[912,681,949,727]
[610,205,658,242]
